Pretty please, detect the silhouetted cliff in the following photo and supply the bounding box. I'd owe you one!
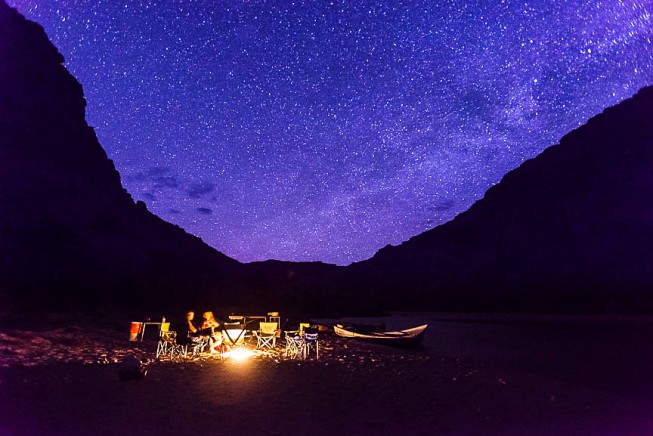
[353,86,653,312]
[3,1,653,316]
[0,2,242,312]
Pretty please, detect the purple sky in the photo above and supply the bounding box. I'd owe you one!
[7,0,653,265]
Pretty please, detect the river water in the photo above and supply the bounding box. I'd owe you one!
[316,312,653,400]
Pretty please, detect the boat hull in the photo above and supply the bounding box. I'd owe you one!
[333,324,427,347]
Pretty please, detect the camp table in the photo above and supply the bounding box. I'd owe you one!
[223,315,267,343]
[138,321,163,341]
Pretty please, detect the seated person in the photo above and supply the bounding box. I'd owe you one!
[179,311,204,345]
[186,311,199,335]
[200,311,222,355]
[199,311,220,333]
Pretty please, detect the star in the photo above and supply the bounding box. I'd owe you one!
[8,0,653,265]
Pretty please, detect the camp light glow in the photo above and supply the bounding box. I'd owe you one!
[227,347,254,362]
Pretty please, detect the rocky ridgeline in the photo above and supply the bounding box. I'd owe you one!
[357,86,653,312]
[2,0,652,314]
[0,1,242,312]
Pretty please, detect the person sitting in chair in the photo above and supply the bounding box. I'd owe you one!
[186,311,199,335]
[200,311,222,355]
[170,311,204,356]
[201,311,220,331]
[181,311,204,346]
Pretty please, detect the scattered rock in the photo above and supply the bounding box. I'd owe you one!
[118,355,147,381]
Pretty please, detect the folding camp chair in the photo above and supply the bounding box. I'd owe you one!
[301,330,319,360]
[155,323,174,359]
[284,329,319,360]
[253,322,278,349]
[284,330,302,359]
[172,333,208,360]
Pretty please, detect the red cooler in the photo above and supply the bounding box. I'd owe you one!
[129,322,143,341]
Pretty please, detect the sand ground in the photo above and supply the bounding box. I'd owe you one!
[1,314,652,435]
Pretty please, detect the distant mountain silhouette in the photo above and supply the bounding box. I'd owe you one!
[2,1,652,315]
[0,2,243,312]
[352,85,653,312]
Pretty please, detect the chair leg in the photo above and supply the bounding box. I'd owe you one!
[169,345,179,362]
[297,341,304,360]
[295,341,305,360]
[285,338,299,358]
[156,340,168,359]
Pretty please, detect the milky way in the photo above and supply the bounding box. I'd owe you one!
[7,0,653,265]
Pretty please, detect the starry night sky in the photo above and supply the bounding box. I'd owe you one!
[7,0,653,265]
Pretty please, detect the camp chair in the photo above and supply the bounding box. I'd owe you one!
[155,323,174,358]
[301,330,319,360]
[157,333,206,362]
[285,329,319,360]
[156,324,203,361]
[284,330,302,359]
[161,322,171,334]
[193,334,211,354]
[171,333,207,360]
[156,323,177,359]
[253,322,278,349]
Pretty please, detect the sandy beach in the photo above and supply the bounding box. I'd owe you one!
[1,314,652,435]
